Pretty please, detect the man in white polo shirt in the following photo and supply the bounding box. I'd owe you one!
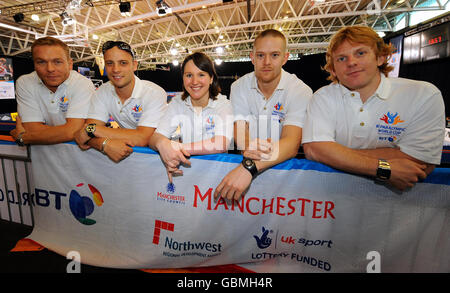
[214,29,313,201]
[74,41,167,162]
[302,26,445,191]
[10,37,95,145]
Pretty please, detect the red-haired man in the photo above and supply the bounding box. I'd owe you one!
[302,26,445,191]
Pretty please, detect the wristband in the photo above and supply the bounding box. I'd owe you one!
[101,138,109,154]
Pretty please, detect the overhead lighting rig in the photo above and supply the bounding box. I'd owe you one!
[119,1,131,16]
[13,12,25,23]
[60,11,75,26]
[156,0,172,16]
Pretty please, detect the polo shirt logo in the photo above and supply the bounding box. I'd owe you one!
[274,102,283,111]
[379,111,404,125]
[376,111,406,142]
[131,104,143,122]
[205,116,215,134]
[272,102,286,123]
[59,96,69,113]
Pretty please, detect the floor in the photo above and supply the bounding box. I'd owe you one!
[0,219,144,273]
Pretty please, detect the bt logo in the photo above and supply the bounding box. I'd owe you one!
[69,183,104,225]
[253,226,272,249]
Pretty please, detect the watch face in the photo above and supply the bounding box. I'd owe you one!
[244,159,252,167]
[87,125,95,132]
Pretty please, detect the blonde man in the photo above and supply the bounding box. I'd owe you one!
[302,26,445,190]
[214,29,313,201]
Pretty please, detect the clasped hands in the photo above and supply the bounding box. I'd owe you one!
[74,123,134,163]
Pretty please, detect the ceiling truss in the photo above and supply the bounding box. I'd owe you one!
[0,0,448,70]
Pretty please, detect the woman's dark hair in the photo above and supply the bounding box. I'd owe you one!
[181,52,221,100]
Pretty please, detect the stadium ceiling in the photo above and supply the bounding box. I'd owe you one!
[0,0,448,70]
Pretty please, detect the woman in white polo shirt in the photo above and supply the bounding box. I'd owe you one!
[149,52,233,181]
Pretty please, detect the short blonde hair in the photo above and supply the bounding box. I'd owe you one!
[254,29,287,52]
[31,36,70,60]
[324,26,394,82]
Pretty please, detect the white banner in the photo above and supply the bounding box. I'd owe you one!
[6,142,450,272]
[0,141,33,226]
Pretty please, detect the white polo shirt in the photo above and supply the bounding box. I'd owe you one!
[155,94,233,144]
[231,69,313,141]
[17,70,95,126]
[302,74,445,165]
[88,76,167,129]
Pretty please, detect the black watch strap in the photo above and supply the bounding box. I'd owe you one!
[85,123,96,138]
[242,157,258,178]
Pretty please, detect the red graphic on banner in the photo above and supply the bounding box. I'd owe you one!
[153,220,175,245]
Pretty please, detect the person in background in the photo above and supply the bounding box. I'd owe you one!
[302,25,445,191]
[10,37,95,145]
[149,52,233,182]
[74,41,167,162]
[214,29,313,201]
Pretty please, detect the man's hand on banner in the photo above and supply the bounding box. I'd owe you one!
[214,164,252,201]
[388,158,427,191]
[103,138,134,162]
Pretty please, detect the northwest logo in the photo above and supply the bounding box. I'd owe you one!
[254,226,272,249]
[380,112,404,125]
[69,183,104,225]
[153,219,175,245]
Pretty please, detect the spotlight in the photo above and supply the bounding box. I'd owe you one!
[60,12,75,26]
[156,0,172,16]
[68,0,83,10]
[215,46,224,54]
[119,2,131,16]
[13,13,24,23]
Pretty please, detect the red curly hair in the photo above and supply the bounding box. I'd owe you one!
[324,26,394,83]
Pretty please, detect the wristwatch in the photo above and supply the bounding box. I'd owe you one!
[242,157,258,178]
[16,132,25,147]
[85,123,97,138]
[375,159,391,183]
